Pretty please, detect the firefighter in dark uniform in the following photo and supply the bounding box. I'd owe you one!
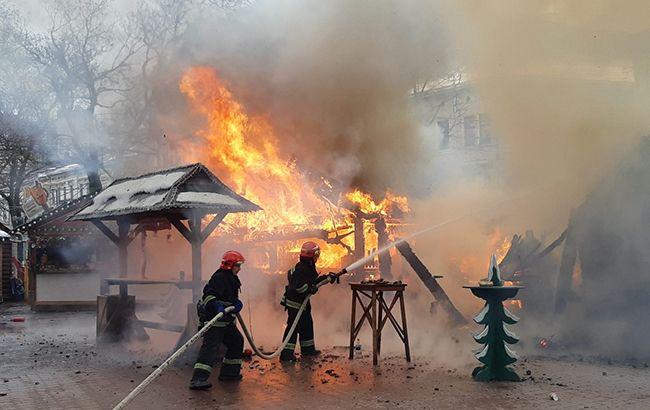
[280,241,337,362]
[189,251,246,389]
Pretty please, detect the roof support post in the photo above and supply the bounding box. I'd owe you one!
[117,218,131,279]
[188,210,203,301]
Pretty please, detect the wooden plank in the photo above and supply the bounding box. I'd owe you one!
[103,278,192,286]
[167,216,192,243]
[371,289,378,366]
[190,210,203,300]
[396,241,467,325]
[117,219,130,278]
[399,291,411,362]
[137,320,185,333]
[91,220,119,245]
[350,283,407,292]
[555,221,577,314]
[349,290,357,359]
[201,213,225,243]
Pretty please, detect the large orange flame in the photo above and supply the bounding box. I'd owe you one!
[178,66,408,269]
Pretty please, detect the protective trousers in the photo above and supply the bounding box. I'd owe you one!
[281,305,317,354]
[192,323,244,381]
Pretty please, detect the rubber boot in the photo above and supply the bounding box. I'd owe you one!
[301,348,321,357]
[218,361,243,381]
[189,368,212,390]
[280,350,297,362]
[218,374,243,381]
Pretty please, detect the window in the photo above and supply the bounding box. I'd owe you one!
[479,114,492,145]
[437,119,450,149]
[464,115,477,146]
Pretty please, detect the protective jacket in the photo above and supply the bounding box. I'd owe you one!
[192,267,244,383]
[281,259,329,310]
[198,268,241,326]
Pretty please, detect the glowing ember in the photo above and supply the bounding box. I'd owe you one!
[506,299,523,309]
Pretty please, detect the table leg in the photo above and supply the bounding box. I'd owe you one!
[349,290,357,360]
[371,290,378,366]
[398,291,411,362]
[377,291,383,357]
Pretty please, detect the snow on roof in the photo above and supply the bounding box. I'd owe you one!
[0,229,10,238]
[77,171,186,216]
[176,192,242,207]
[70,163,261,221]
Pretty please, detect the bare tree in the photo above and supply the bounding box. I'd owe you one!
[108,0,196,172]
[0,1,51,226]
[13,0,141,193]
[0,116,48,227]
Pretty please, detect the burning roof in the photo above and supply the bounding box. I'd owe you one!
[70,163,260,221]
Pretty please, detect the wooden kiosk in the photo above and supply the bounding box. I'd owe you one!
[69,163,260,344]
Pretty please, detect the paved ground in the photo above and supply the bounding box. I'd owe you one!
[1,303,649,409]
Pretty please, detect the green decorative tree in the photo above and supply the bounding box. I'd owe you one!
[466,255,522,382]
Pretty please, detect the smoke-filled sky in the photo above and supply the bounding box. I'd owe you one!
[168,0,452,197]
[448,0,650,190]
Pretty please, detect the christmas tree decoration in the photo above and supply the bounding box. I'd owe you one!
[464,255,524,382]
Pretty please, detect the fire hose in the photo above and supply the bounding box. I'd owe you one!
[112,305,236,410]
[112,269,346,409]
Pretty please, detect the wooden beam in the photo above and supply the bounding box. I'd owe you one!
[137,320,185,333]
[189,210,203,301]
[117,219,131,278]
[555,221,577,314]
[91,220,119,245]
[396,241,467,325]
[201,213,226,243]
[167,216,192,243]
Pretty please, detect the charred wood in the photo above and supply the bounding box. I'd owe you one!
[396,241,466,325]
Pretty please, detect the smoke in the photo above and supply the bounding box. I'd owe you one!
[167,0,451,197]
[432,1,650,358]
[445,1,650,193]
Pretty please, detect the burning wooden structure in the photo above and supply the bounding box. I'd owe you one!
[551,138,650,355]
[69,163,260,342]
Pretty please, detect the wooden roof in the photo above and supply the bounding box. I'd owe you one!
[69,163,261,222]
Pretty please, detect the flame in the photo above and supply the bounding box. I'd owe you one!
[178,66,408,270]
[488,228,512,264]
[180,66,330,233]
[346,189,409,216]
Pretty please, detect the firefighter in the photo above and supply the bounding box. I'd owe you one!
[280,241,337,362]
[189,251,246,390]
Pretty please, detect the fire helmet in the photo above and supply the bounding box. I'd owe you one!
[220,250,245,270]
[300,241,320,259]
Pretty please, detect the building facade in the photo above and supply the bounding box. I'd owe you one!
[411,80,503,183]
[20,164,110,222]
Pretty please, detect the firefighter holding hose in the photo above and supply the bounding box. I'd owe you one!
[280,241,338,362]
[189,251,246,389]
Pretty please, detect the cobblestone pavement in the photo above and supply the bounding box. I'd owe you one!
[2,303,649,409]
